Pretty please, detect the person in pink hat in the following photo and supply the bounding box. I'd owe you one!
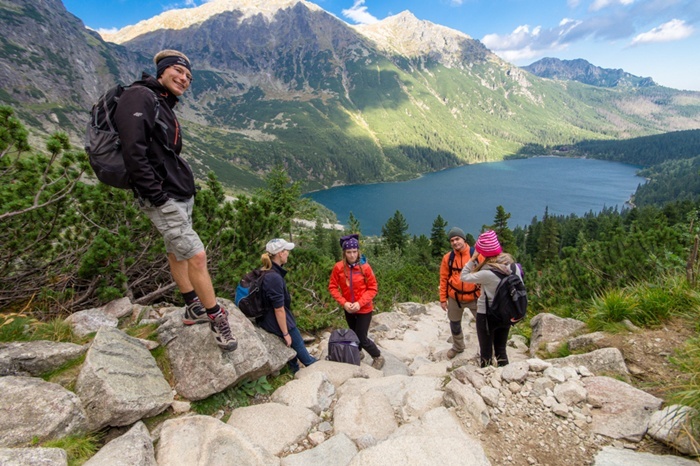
[460,230,523,367]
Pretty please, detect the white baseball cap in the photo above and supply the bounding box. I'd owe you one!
[266,238,295,255]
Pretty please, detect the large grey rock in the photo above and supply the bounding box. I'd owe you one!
[297,360,383,388]
[64,309,118,337]
[0,376,87,447]
[334,389,398,444]
[281,433,358,466]
[84,421,155,466]
[158,298,295,401]
[593,445,697,466]
[75,327,172,430]
[156,415,279,466]
[501,360,529,383]
[647,405,700,456]
[568,331,607,351]
[549,347,630,380]
[336,375,443,423]
[584,376,663,442]
[443,379,490,428]
[0,447,68,466]
[529,313,586,356]
[553,380,588,405]
[271,371,335,415]
[0,340,86,376]
[394,302,427,316]
[227,403,319,456]
[349,407,490,466]
[100,297,134,319]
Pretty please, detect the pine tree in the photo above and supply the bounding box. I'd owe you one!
[536,207,560,267]
[348,211,361,234]
[489,205,517,256]
[382,210,409,251]
[430,214,449,257]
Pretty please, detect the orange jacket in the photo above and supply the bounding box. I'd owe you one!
[439,247,480,303]
[328,261,378,314]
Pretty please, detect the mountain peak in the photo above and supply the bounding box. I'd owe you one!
[353,10,478,66]
[101,0,322,44]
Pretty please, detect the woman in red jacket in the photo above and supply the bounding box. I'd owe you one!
[328,234,385,369]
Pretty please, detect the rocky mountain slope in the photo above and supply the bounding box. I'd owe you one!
[2,0,700,191]
[523,57,657,89]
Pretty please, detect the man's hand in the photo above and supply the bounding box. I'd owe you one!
[440,301,448,311]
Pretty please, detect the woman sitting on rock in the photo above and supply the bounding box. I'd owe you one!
[460,230,522,368]
[328,234,385,369]
[258,238,317,373]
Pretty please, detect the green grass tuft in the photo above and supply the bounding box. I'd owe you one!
[42,432,102,466]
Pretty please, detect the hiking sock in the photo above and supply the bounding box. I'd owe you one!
[182,290,198,305]
[206,304,222,316]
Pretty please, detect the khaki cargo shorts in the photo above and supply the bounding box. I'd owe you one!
[141,197,204,261]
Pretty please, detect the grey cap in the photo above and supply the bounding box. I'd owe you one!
[447,227,466,240]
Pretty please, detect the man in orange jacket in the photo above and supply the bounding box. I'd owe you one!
[439,227,480,359]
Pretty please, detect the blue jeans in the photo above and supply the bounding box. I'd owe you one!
[288,326,317,373]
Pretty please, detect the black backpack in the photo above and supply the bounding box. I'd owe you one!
[326,329,361,366]
[234,269,270,319]
[485,263,527,330]
[85,84,159,189]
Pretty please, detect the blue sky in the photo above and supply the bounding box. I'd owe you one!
[63,0,700,91]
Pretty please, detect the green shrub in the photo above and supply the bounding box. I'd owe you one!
[586,288,638,331]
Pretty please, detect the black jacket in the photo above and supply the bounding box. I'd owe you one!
[258,263,298,337]
[114,73,196,206]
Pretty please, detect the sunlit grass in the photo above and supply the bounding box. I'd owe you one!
[42,432,102,466]
[586,289,638,332]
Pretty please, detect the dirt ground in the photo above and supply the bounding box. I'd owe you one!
[462,318,698,466]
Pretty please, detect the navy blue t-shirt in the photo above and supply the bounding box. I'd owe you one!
[258,262,297,336]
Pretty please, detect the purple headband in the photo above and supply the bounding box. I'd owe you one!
[340,234,360,250]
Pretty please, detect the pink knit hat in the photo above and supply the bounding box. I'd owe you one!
[475,230,502,257]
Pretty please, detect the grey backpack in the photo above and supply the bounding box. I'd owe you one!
[326,328,361,366]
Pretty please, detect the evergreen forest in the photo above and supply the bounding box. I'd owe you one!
[2,105,700,439]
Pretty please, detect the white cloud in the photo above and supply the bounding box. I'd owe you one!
[96,27,119,35]
[342,0,379,25]
[449,0,465,5]
[482,21,582,63]
[631,19,694,45]
[590,0,634,12]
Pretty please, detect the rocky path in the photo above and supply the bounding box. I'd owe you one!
[0,299,698,465]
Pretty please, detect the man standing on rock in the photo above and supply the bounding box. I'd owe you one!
[439,227,480,359]
[114,49,237,352]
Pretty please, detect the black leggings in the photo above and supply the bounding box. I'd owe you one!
[345,311,380,358]
[475,313,510,367]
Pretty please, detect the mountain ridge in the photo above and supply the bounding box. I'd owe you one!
[523,57,656,89]
[1,0,699,191]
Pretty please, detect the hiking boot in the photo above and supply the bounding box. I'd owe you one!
[182,299,210,325]
[371,355,385,370]
[447,332,465,359]
[209,309,237,351]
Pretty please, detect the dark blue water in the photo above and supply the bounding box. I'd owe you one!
[307,157,644,237]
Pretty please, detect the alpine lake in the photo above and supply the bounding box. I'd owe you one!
[306,157,644,237]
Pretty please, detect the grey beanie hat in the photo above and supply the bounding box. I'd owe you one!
[447,227,466,240]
